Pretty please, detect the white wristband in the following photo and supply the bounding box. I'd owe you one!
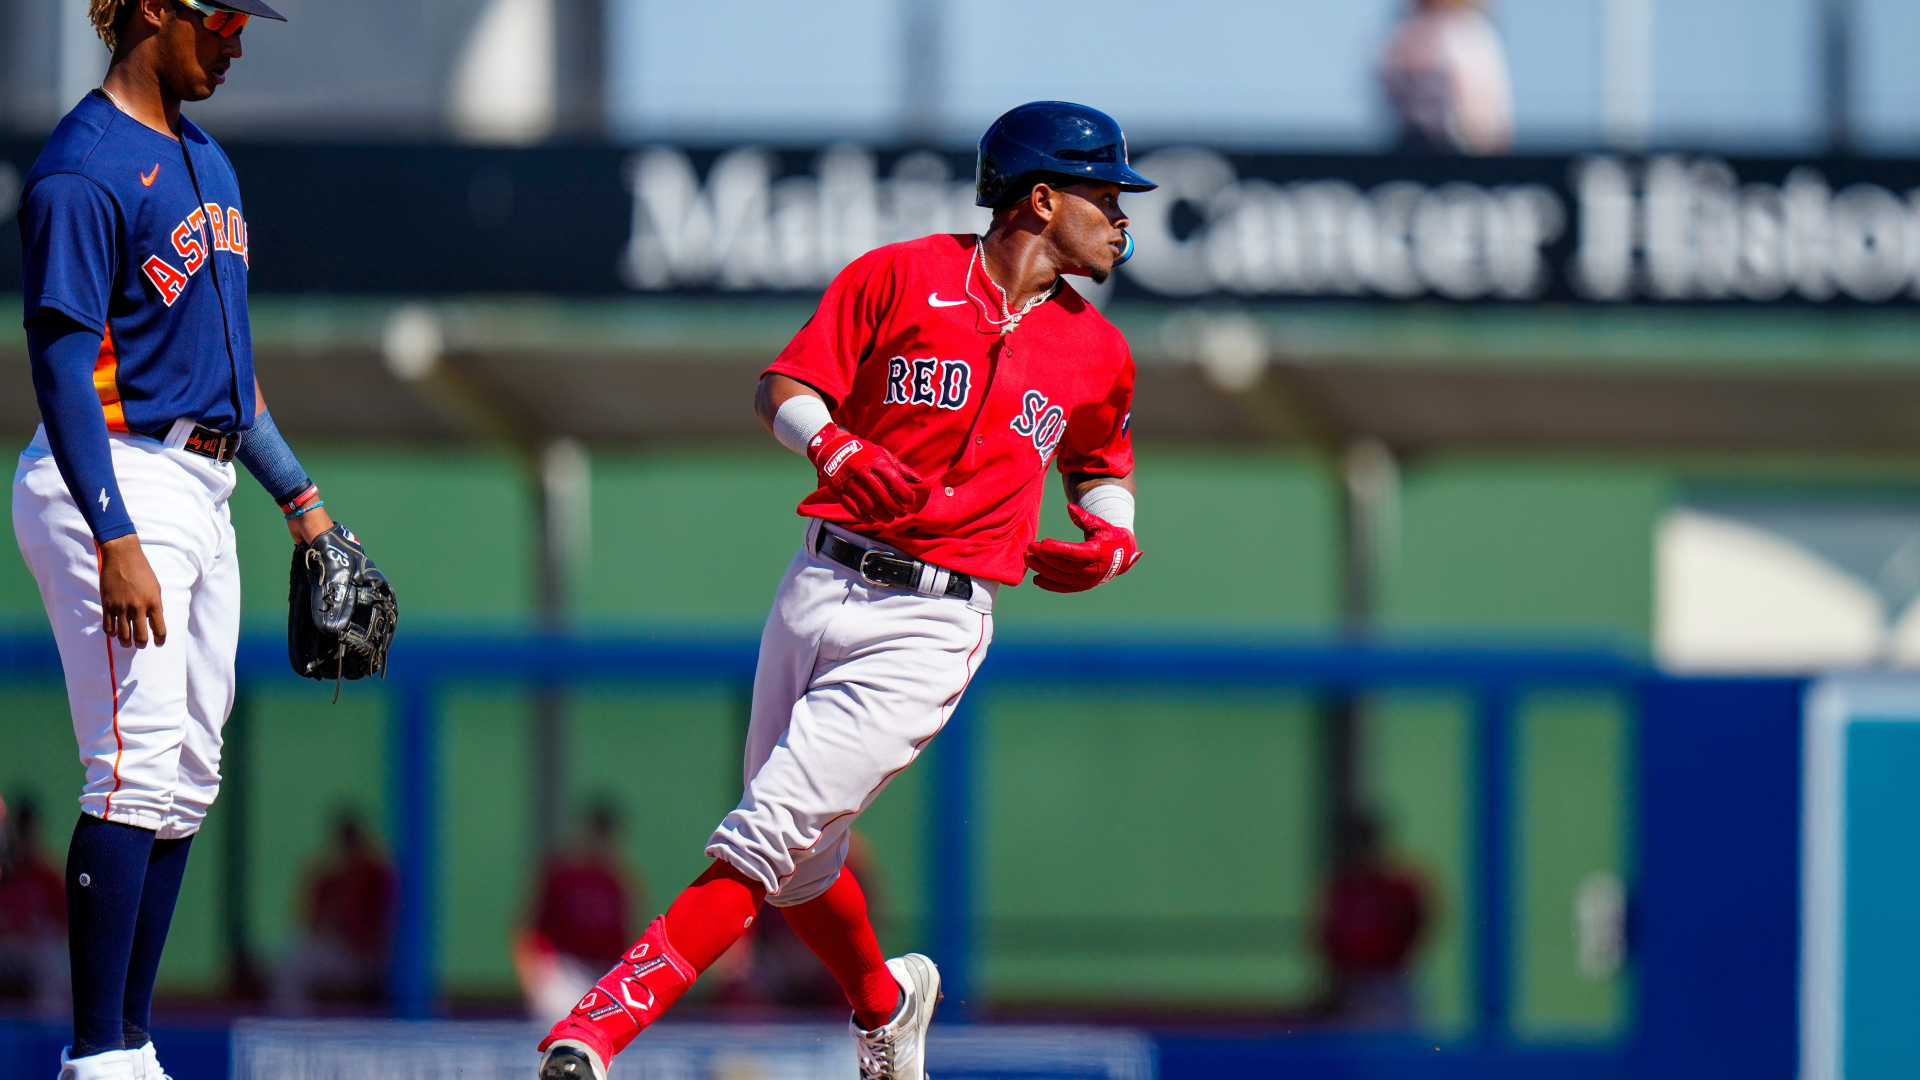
[1077,483,1135,531]
[772,394,833,456]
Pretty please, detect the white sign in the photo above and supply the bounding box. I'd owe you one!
[621,146,989,292]
[618,146,1920,304]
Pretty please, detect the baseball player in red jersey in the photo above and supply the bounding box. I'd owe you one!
[537,101,1153,1080]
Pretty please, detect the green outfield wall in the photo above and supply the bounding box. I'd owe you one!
[0,444,1680,1035]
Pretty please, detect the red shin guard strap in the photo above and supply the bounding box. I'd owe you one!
[540,915,694,1058]
[540,860,765,1059]
[781,869,900,1029]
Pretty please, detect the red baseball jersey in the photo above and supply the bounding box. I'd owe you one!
[767,233,1135,585]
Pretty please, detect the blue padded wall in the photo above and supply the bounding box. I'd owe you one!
[1635,677,1804,1080]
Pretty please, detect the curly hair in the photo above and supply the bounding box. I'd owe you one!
[89,0,136,53]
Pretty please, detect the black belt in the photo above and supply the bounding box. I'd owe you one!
[151,423,239,462]
[817,527,973,600]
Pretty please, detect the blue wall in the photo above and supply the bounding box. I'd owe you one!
[1635,677,1804,1080]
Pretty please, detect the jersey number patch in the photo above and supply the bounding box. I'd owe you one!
[884,356,971,411]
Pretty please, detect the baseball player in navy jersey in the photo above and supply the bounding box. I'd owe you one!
[537,101,1153,1080]
[12,2,384,1077]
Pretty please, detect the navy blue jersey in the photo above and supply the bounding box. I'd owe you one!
[19,91,255,436]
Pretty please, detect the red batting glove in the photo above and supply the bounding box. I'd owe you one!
[807,423,927,522]
[1024,503,1144,593]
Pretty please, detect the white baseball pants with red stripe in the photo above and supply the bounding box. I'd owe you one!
[12,423,239,840]
[707,518,995,906]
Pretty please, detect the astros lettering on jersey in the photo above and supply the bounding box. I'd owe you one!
[143,198,249,306]
[20,91,256,439]
[766,233,1135,584]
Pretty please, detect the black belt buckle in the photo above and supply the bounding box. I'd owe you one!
[183,425,238,463]
[857,548,906,589]
[822,526,971,599]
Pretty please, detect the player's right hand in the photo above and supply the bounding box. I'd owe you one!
[806,423,927,522]
[97,533,167,648]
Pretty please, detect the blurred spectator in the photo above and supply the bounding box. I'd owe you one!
[0,797,69,1018]
[1380,0,1514,155]
[1317,815,1429,1029]
[515,802,645,1023]
[272,810,397,1013]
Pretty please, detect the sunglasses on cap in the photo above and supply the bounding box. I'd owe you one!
[176,0,248,36]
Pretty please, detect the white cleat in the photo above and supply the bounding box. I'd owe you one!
[136,1042,172,1080]
[853,953,941,1080]
[57,1047,140,1080]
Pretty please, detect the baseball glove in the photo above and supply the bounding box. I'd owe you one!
[289,524,397,696]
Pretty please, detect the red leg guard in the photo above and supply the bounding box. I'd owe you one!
[538,916,695,1060]
[539,860,766,1063]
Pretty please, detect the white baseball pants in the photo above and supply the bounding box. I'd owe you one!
[708,519,996,906]
[12,422,240,839]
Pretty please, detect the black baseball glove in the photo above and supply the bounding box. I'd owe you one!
[289,524,398,696]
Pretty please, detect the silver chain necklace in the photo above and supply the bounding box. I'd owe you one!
[966,237,1056,336]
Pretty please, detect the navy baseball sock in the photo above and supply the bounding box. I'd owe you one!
[122,834,195,1050]
[67,814,155,1058]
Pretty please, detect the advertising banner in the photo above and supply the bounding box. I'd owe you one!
[6,141,1920,304]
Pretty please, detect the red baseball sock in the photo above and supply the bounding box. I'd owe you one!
[781,869,900,1030]
[664,859,767,970]
[540,860,765,1061]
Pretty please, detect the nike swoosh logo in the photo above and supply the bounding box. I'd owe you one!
[928,293,966,307]
[140,164,160,187]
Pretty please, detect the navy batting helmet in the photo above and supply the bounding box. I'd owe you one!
[974,101,1157,209]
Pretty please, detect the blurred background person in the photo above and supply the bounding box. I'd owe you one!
[515,802,645,1023]
[271,810,397,1014]
[0,797,69,1018]
[1317,815,1429,1029]
[1380,0,1513,154]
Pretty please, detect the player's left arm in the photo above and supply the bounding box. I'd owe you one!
[1025,471,1140,592]
[1061,469,1139,544]
[237,381,334,543]
[240,382,398,687]
[1024,353,1140,593]
[1064,471,1135,503]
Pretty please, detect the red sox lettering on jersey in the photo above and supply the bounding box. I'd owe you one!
[1009,389,1067,464]
[766,233,1134,585]
[883,356,973,410]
